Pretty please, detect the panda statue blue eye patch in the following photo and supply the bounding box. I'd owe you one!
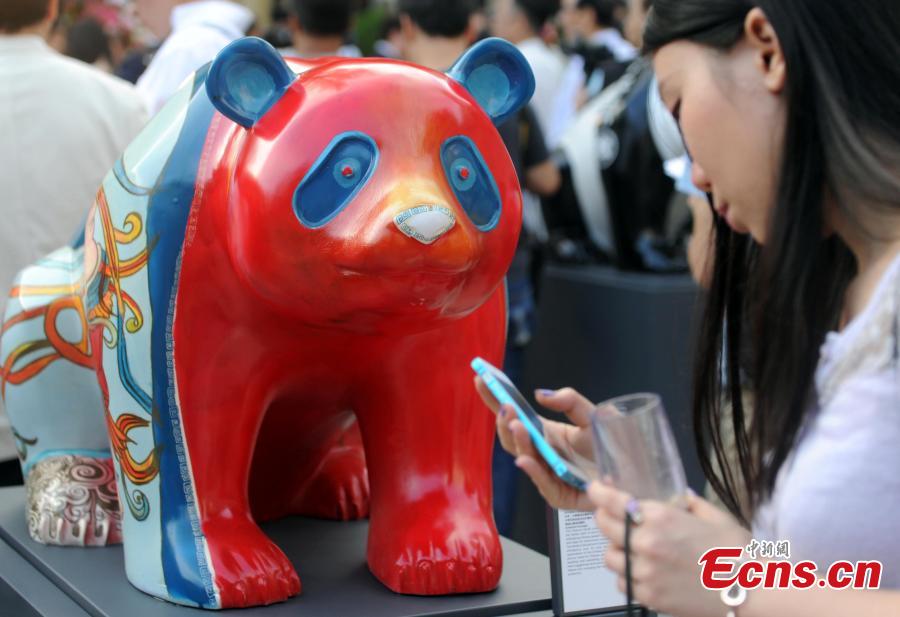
[294,132,378,227]
[441,136,501,231]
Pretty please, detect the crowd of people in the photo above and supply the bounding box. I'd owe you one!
[2,0,899,615]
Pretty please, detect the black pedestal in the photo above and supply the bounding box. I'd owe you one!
[0,487,552,617]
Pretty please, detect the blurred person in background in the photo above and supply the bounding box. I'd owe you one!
[622,0,651,47]
[0,0,147,486]
[282,0,359,59]
[114,2,160,83]
[51,0,134,68]
[262,2,293,49]
[546,0,685,271]
[470,0,490,42]
[572,0,635,62]
[557,0,581,47]
[64,16,113,71]
[114,38,157,83]
[399,0,560,536]
[489,0,567,148]
[372,14,402,59]
[134,0,255,115]
[559,0,651,53]
[397,0,477,71]
[557,0,636,113]
[575,0,636,96]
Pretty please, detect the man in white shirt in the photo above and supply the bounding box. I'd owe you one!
[134,0,255,115]
[0,0,147,480]
[489,0,568,148]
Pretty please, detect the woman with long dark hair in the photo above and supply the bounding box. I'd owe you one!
[478,0,900,614]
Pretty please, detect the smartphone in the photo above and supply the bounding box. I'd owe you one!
[472,357,590,491]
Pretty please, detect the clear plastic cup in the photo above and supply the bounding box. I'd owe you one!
[589,393,688,504]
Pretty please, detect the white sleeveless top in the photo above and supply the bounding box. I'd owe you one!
[753,252,900,587]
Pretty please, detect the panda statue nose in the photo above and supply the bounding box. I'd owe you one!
[393,205,456,245]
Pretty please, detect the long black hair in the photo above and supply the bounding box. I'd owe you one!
[644,0,900,522]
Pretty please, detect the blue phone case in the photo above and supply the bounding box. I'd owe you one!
[472,357,588,491]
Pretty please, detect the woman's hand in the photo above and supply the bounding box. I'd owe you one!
[588,482,752,617]
[474,379,615,511]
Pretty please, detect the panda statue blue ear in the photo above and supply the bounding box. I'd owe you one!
[447,37,535,126]
[206,37,296,128]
